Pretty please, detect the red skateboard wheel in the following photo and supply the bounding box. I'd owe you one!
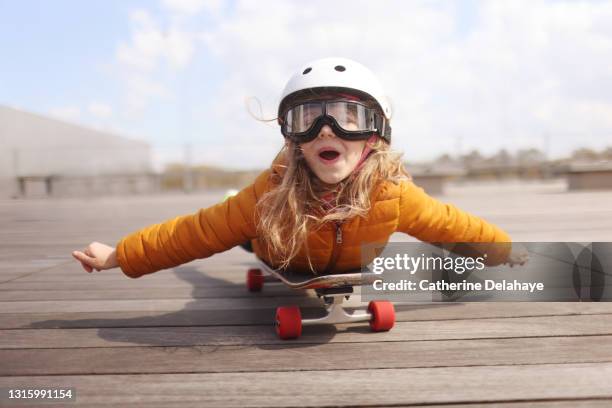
[275,306,302,339]
[368,300,395,332]
[246,268,264,292]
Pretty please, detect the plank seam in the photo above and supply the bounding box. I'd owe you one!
[4,360,612,378]
[0,260,74,285]
[3,332,612,350]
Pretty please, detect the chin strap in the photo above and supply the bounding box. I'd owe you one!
[353,134,379,173]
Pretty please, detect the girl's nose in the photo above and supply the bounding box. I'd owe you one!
[317,124,337,139]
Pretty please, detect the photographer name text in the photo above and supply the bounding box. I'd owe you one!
[372,279,544,293]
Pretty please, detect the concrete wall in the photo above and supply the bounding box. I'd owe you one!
[568,171,612,190]
[566,163,612,191]
[20,174,161,198]
[0,105,153,198]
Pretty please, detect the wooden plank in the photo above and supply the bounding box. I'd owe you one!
[4,279,612,312]
[4,271,266,287]
[2,302,612,329]
[43,400,612,408]
[0,286,304,301]
[2,335,612,376]
[1,363,611,406]
[3,314,612,349]
[0,281,249,290]
[0,310,279,329]
[0,272,265,289]
[422,402,612,408]
[2,297,612,315]
[0,296,326,314]
[6,265,255,283]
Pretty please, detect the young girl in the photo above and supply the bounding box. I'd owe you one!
[72,57,522,278]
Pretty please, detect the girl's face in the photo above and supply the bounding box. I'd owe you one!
[300,123,367,185]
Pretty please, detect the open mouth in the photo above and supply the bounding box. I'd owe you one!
[318,149,340,161]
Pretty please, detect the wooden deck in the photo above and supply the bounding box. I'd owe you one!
[2,180,612,407]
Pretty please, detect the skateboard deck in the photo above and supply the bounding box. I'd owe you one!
[256,258,378,290]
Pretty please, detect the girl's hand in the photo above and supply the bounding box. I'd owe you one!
[72,242,119,273]
[506,244,529,268]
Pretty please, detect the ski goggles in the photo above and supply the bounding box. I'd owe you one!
[280,100,389,143]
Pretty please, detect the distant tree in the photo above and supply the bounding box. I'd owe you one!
[489,148,513,166]
[434,153,456,166]
[516,148,546,165]
[161,163,186,190]
[460,150,484,168]
[164,163,185,172]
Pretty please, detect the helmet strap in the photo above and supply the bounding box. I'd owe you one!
[353,134,379,174]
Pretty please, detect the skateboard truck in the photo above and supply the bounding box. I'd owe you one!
[302,286,372,326]
[246,262,395,340]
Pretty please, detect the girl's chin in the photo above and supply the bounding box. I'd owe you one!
[314,170,350,185]
[306,159,356,184]
[318,177,342,185]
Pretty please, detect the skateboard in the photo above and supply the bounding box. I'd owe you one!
[246,258,395,340]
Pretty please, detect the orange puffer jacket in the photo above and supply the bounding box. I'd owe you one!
[116,165,511,279]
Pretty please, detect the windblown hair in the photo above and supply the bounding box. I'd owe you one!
[256,137,411,271]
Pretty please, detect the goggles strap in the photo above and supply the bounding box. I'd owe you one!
[353,134,379,173]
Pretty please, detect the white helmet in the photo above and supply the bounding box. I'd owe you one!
[278,57,392,121]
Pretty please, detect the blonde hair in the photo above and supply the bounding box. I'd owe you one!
[256,137,411,271]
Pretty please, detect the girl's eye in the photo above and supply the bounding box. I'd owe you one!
[300,105,321,120]
[303,110,317,121]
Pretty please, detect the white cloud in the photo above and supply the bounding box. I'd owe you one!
[88,102,113,119]
[109,0,612,169]
[161,0,223,16]
[114,8,197,117]
[116,9,196,71]
[194,0,468,166]
[164,29,195,68]
[122,75,169,117]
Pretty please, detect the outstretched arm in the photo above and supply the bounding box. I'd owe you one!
[397,180,511,264]
[115,170,270,278]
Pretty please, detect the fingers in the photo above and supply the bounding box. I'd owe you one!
[80,260,93,273]
[72,250,97,273]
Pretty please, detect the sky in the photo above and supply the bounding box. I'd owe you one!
[1,0,612,171]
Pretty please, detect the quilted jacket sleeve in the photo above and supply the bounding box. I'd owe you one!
[115,170,271,278]
[397,180,511,264]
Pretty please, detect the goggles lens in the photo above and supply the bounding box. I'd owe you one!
[285,103,323,134]
[326,102,374,132]
[283,100,377,135]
